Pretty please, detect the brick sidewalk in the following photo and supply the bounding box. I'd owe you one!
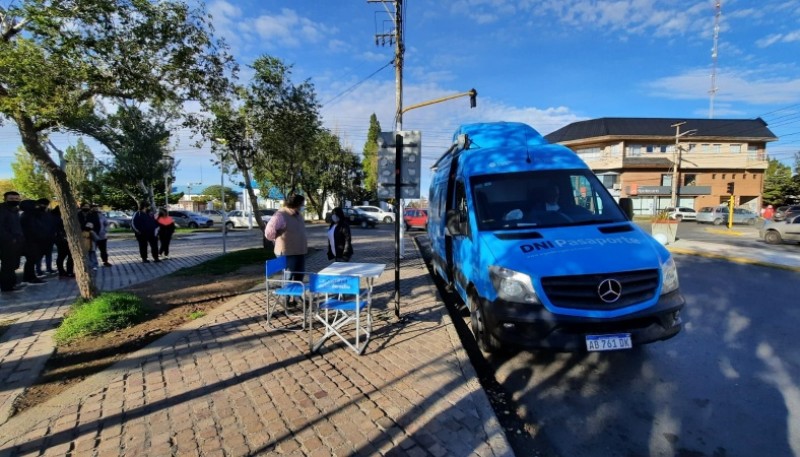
[0,233,512,456]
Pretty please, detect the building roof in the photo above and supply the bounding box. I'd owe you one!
[544,117,778,144]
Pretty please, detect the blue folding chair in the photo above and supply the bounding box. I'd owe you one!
[308,274,372,355]
[265,256,308,332]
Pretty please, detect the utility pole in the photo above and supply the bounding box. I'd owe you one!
[370,0,404,318]
[670,123,697,208]
[709,1,721,119]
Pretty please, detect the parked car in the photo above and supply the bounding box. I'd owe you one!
[324,208,379,228]
[664,206,697,221]
[200,209,227,224]
[168,210,213,228]
[773,205,791,222]
[354,205,395,223]
[105,210,132,229]
[696,206,757,225]
[759,213,800,245]
[403,208,429,230]
[778,205,800,222]
[226,209,277,229]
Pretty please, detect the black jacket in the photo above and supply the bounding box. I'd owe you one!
[131,210,158,237]
[326,222,353,261]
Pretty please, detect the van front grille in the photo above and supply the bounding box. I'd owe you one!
[541,269,659,310]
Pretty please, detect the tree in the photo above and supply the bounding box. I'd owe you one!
[64,139,101,204]
[10,147,51,199]
[98,105,174,210]
[307,130,364,218]
[0,179,15,196]
[201,185,238,211]
[763,158,794,205]
[1,0,230,299]
[361,114,382,199]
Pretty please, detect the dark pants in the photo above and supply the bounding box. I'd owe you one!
[56,238,73,275]
[38,241,55,274]
[285,254,306,282]
[0,240,22,291]
[96,239,109,264]
[135,233,159,261]
[158,232,173,256]
[22,242,44,282]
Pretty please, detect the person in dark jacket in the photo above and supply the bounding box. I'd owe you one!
[20,198,51,285]
[0,191,25,292]
[37,204,57,276]
[326,207,353,262]
[131,201,160,263]
[156,208,176,259]
[51,205,74,278]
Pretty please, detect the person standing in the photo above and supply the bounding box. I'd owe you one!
[20,198,51,285]
[81,222,99,270]
[37,204,57,276]
[264,193,308,281]
[763,205,775,220]
[156,208,176,259]
[326,207,353,262]
[91,205,112,266]
[131,202,160,263]
[51,206,74,278]
[0,191,25,292]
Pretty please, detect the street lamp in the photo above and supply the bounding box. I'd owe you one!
[670,123,697,208]
[213,138,230,254]
[161,154,175,208]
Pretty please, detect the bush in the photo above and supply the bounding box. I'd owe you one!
[55,292,151,344]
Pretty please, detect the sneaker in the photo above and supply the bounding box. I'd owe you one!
[163,255,170,260]
[142,259,150,263]
[92,267,98,271]
[46,270,56,274]
[103,262,112,267]
[26,279,46,285]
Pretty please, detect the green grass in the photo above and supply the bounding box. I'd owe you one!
[174,247,275,276]
[55,292,151,344]
[188,311,206,320]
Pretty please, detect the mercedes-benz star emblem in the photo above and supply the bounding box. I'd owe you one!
[597,279,623,303]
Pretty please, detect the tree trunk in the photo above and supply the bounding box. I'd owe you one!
[241,168,264,230]
[15,114,98,300]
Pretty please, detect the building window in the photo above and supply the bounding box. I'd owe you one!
[661,174,673,187]
[712,144,721,153]
[576,147,601,159]
[730,144,741,153]
[596,174,619,188]
[683,174,697,186]
[701,144,710,152]
[712,174,716,179]
[687,144,696,152]
[646,145,654,153]
[748,145,759,160]
[627,145,642,156]
[660,145,668,153]
[722,174,726,179]
[609,144,622,157]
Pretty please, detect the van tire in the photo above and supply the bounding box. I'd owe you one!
[468,293,501,353]
[383,216,392,223]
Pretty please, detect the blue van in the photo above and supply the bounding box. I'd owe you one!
[428,122,685,352]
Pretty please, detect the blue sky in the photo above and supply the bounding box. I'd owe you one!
[2,0,800,198]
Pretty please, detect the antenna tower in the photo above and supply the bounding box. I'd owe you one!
[709,1,721,119]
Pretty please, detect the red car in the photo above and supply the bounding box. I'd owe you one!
[403,208,428,231]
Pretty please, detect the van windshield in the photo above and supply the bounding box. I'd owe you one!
[470,169,628,230]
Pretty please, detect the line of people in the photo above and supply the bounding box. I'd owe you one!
[131,201,175,263]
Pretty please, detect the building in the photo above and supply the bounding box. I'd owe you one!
[544,118,778,216]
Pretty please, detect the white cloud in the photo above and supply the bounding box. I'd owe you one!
[646,67,800,105]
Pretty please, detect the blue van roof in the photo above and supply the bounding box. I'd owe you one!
[453,122,589,175]
[453,122,547,149]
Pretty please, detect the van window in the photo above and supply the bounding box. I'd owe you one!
[454,180,470,237]
[470,170,626,230]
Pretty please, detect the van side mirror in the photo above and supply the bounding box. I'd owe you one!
[618,198,634,220]
[445,209,464,236]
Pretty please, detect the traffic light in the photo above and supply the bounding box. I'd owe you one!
[726,181,735,195]
[469,88,477,108]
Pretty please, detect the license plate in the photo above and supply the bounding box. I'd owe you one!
[585,333,633,352]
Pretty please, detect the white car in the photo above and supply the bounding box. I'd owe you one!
[226,209,277,229]
[664,206,697,221]
[354,205,395,223]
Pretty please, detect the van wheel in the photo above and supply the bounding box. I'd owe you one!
[468,293,500,353]
[383,216,392,223]
[713,218,723,226]
[764,231,782,245]
[225,222,234,230]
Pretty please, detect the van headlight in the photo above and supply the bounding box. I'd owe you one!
[489,266,540,304]
[660,257,680,295]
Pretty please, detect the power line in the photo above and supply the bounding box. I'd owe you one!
[319,60,394,108]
